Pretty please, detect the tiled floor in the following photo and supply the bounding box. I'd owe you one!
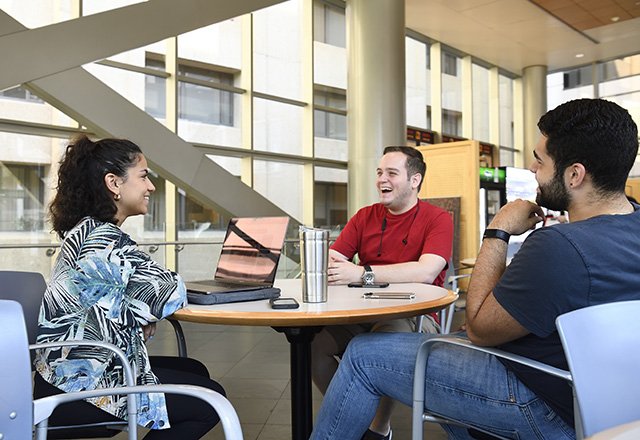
[100,303,466,440]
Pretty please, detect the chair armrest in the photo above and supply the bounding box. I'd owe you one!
[30,340,137,436]
[167,318,188,358]
[34,384,243,440]
[412,335,571,440]
[447,273,471,284]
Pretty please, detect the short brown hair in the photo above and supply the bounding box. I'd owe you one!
[383,146,426,191]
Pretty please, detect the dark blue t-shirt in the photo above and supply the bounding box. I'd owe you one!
[494,206,640,426]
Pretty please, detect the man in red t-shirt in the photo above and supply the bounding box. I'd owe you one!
[311,146,453,440]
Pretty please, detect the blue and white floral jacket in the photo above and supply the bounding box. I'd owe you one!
[35,217,187,430]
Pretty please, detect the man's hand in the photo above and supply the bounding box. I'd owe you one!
[488,199,545,236]
[142,323,156,342]
[328,254,363,285]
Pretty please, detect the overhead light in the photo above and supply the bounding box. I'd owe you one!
[575,53,585,58]
[611,16,620,22]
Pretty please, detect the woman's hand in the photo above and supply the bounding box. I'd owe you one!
[142,323,156,341]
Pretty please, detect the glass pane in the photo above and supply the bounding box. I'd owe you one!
[253,1,303,101]
[0,0,72,28]
[179,20,242,68]
[314,166,347,228]
[314,89,347,160]
[405,37,431,128]
[547,70,594,111]
[254,160,303,220]
[602,91,640,139]
[597,54,640,130]
[499,74,514,149]
[313,2,347,93]
[144,70,166,120]
[0,132,67,274]
[84,63,147,111]
[0,162,46,231]
[253,98,303,155]
[82,0,145,16]
[441,51,462,136]
[499,149,514,167]
[314,2,346,48]
[406,37,430,129]
[0,87,80,127]
[206,155,243,177]
[597,54,640,82]
[472,63,490,142]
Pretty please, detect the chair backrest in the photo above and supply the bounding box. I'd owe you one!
[556,300,640,437]
[0,300,35,438]
[0,270,47,345]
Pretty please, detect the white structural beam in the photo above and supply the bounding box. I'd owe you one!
[0,0,286,91]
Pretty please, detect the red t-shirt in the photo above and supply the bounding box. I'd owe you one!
[331,199,453,286]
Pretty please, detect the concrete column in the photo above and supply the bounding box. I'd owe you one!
[346,0,405,216]
[522,65,547,169]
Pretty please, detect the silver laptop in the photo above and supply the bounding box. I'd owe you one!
[186,216,289,294]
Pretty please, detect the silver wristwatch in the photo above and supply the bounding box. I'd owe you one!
[362,265,375,285]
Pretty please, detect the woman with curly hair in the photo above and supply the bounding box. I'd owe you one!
[34,135,225,439]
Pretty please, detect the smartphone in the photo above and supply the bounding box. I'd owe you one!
[348,282,390,288]
[269,297,300,309]
[363,292,416,299]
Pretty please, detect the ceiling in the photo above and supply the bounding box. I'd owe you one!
[405,0,640,75]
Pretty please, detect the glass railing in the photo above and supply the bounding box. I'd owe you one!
[0,223,343,280]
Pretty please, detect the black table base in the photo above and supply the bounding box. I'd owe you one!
[273,326,323,440]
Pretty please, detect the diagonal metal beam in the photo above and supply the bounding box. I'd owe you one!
[26,66,295,222]
[0,0,286,91]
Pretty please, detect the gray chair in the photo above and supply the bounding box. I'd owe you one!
[411,336,572,440]
[0,270,241,439]
[556,300,640,438]
[0,299,244,440]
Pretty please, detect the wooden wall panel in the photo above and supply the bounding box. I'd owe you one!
[417,141,480,261]
[626,178,640,202]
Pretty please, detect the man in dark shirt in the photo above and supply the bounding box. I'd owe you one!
[309,98,640,439]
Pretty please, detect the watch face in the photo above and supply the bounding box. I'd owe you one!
[362,272,375,284]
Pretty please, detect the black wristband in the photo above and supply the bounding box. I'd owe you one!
[483,229,511,243]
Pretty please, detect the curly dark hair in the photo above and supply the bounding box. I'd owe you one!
[383,146,427,191]
[49,135,143,238]
[538,99,638,195]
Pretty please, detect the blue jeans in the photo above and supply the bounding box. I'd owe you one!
[310,332,575,440]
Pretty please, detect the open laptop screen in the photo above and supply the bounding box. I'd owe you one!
[214,217,289,284]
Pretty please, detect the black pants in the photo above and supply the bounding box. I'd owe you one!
[34,356,225,439]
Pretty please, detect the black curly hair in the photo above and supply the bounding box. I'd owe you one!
[538,99,638,195]
[49,135,143,238]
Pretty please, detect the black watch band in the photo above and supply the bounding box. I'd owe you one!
[483,229,511,243]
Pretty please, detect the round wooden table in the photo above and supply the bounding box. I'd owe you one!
[172,279,457,440]
[586,420,640,440]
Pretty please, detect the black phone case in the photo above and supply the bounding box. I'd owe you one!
[347,282,389,288]
[270,298,299,309]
